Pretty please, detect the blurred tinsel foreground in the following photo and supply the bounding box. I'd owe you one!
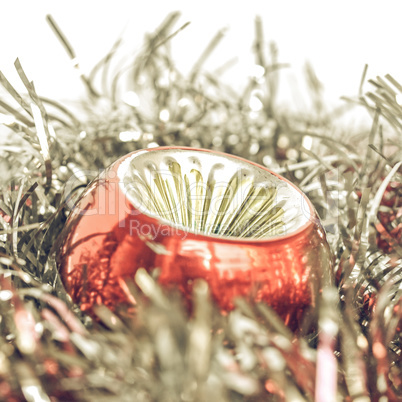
[0,12,401,401]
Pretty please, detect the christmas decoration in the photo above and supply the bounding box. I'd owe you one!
[376,181,402,253]
[57,146,332,330]
[0,11,401,401]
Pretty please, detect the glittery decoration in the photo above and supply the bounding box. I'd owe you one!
[0,11,400,401]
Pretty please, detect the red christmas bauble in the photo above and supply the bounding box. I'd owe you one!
[57,147,332,329]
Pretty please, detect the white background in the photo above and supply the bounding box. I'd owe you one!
[1,0,401,114]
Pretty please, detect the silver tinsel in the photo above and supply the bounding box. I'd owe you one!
[0,11,401,401]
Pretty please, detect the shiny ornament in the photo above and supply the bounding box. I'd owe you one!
[57,147,332,329]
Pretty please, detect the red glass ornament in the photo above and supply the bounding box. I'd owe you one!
[57,147,332,329]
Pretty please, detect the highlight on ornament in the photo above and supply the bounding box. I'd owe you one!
[57,146,332,330]
[119,147,310,239]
